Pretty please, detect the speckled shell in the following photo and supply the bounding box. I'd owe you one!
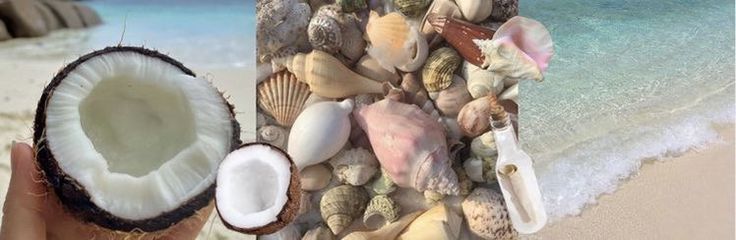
[302,224,335,240]
[461,60,505,98]
[288,99,353,169]
[258,71,311,126]
[363,195,400,229]
[300,164,333,191]
[320,185,370,234]
[461,188,518,240]
[394,0,431,17]
[283,50,385,98]
[365,11,429,72]
[457,95,494,137]
[433,75,473,117]
[337,0,368,12]
[456,0,493,22]
[354,55,401,85]
[257,0,311,62]
[422,47,462,92]
[329,148,379,186]
[257,125,289,149]
[308,5,366,65]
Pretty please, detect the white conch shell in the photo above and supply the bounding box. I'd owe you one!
[257,125,289,149]
[474,38,544,82]
[329,147,379,186]
[461,60,505,99]
[365,11,429,73]
[288,99,353,169]
[499,83,518,104]
[397,204,462,240]
[456,0,494,23]
[493,16,554,73]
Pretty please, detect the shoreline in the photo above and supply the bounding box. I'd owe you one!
[531,123,735,239]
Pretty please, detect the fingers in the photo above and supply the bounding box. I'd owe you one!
[1,142,47,240]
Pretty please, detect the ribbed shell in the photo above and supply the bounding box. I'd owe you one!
[422,47,462,92]
[320,185,370,234]
[363,195,400,229]
[394,0,431,17]
[258,71,311,126]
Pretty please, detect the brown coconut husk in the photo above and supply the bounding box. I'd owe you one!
[40,0,84,29]
[73,3,102,27]
[0,0,49,37]
[32,46,243,232]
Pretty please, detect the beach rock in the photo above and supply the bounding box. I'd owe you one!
[0,0,49,37]
[41,0,85,29]
[0,20,11,41]
[34,1,61,31]
[74,3,101,27]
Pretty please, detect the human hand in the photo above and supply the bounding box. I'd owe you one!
[0,142,213,240]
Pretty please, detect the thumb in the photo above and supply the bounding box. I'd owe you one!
[1,141,47,240]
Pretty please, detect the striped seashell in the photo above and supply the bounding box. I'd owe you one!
[422,47,462,92]
[257,71,311,126]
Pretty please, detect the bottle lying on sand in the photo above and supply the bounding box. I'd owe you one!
[489,95,547,234]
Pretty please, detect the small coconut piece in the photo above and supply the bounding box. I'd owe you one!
[300,164,333,191]
[363,195,400,229]
[302,224,335,240]
[320,185,370,234]
[329,147,379,186]
[33,46,240,232]
[462,188,518,240]
[216,143,301,235]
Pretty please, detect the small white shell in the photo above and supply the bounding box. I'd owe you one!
[456,0,493,23]
[288,99,353,169]
[463,156,485,182]
[258,125,289,149]
[329,148,379,186]
[471,131,497,158]
[461,60,505,99]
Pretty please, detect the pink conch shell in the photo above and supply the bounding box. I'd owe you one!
[491,16,554,73]
[353,98,459,195]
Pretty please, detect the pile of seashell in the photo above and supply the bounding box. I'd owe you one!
[255,0,553,239]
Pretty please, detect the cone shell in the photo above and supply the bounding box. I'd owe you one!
[365,11,428,72]
[257,125,289,149]
[285,50,384,98]
[320,185,370,234]
[457,95,494,137]
[363,195,400,229]
[433,75,473,117]
[428,14,495,67]
[258,71,311,126]
[394,0,431,17]
[422,47,462,92]
[462,188,518,240]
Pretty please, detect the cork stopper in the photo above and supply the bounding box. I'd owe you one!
[488,93,509,128]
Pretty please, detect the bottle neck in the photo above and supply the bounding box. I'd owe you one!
[491,116,518,153]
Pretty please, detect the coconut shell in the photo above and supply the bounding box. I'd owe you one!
[215,142,302,235]
[0,0,49,37]
[0,20,11,41]
[32,46,242,232]
[41,0,84,29]
[73,3,102,27]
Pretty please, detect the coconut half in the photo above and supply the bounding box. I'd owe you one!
[215,143,301,235]
[32,46,241,232]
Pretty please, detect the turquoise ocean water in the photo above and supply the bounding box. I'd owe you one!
[519,0,735,219]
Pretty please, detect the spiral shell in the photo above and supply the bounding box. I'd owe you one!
[394,0,431,17]
[308,10,343,54]
[258,71,311,126]
[462,188,518,240]
[257,125,289,149]
[363,195,400,229]
[330,148,379,186]
[461,60,505,98]
[257,0,311,62]
[320,185,370,234]
[422,47,462,92]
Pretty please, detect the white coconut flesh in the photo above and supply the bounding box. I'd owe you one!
[216,144,292,229]
[44,51,234,220]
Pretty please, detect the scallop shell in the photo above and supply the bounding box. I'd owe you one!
[300,164,333,191]
[461,60,505,98]
[394,0,431,17]
[320,185,370,234]
[281,50,385,98]
[354,55,400,85]
[363,195,400,229]
[457,95,495,137]
[370,168,397,195]
[258,71,311,126]
[330,148,379,186]
[422,47,462,92]
[257,125,289,149]
[288,99,353,169]
[365,11,429,73]
[337,0,368,12]
[397,204,462,239]
[462,188,518,240]
[302,224,335,240]
[420,0,463,39]
[456,0,493,23]
[433,75,472,117]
